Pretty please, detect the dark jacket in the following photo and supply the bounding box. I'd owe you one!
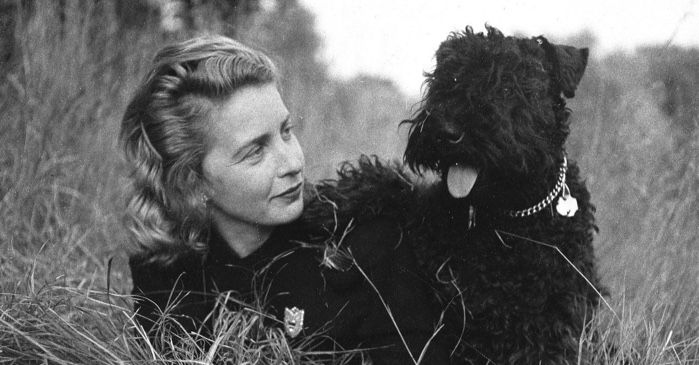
[130,217,449,364]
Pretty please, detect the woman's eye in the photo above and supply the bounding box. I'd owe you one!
[281,124,294,140]
[244,145,264,161]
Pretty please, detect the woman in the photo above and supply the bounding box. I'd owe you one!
[121,35,448,364]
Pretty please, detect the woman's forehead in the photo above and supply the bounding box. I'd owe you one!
[206,83,288,150]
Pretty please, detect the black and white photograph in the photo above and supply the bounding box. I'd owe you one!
[0,0,697,363]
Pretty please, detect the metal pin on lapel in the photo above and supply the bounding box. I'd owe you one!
[284,306,304,338]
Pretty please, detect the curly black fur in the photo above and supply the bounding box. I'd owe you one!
[304,26,603,364]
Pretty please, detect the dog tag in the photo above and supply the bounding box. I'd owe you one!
[556,184,578,217]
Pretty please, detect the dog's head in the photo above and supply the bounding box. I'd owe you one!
[404,26,588,202]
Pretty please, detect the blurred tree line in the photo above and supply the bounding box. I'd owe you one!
[3,1,693,180]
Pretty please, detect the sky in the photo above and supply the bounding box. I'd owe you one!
[298,0,699,96]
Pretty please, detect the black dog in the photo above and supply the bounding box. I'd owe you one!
[305,26,603,364]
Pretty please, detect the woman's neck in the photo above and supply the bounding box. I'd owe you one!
[211,212,274,258]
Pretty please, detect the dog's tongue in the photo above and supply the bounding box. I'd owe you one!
[447,164,479,198]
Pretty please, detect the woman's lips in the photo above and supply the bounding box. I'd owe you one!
[274,182,303,200]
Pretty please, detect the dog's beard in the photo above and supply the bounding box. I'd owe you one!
[446,164,479,198]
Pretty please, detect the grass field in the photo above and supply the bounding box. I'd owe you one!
[0,2,697,364]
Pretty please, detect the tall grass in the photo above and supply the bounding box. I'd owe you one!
[0,287,358,364]
[569,51,699,364]
[0,2,697,364]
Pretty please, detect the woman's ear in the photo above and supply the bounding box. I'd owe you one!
[198,178,214,207]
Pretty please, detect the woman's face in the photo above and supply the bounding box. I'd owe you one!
[201,83,305,230]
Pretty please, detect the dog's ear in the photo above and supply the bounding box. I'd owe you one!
[553,45,589,98]
[538,37,589,98]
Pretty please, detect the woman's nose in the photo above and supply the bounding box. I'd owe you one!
[276,139,304,177]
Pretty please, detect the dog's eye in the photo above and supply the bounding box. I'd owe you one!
[448,132,465,144]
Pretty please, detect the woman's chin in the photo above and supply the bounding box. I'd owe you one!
[271,195,304,224]
[288,197,304,221]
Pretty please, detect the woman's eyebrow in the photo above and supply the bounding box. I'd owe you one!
[280,114,291,127]
[232,114,290,156]
[234,134,270,156]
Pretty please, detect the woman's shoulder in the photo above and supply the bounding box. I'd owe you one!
[128,246,212,336]
[129,247,205,293]
[129,245,202,270]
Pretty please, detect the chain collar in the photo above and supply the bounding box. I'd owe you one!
[503,156,568,218]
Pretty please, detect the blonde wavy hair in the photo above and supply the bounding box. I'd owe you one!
[120,35,278,264]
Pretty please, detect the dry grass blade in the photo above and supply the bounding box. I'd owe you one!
[352,255,420,364]
[494,229,619,321]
